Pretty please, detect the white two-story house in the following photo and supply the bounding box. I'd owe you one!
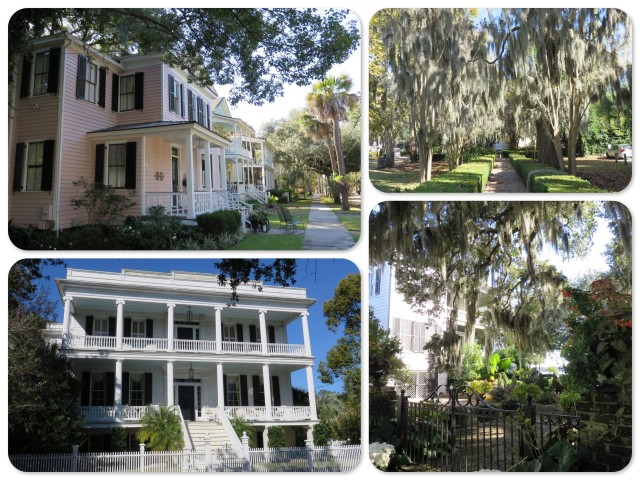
[45,268,318,452]
[9,33,275,230]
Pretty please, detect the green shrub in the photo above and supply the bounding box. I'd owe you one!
[313,420,333,447]
[511,382,544,403]
[110,427,128,452]
[196,210,241,236]
[267,425,286,448]
[231,417,257,447]
[410,155,494,193]
[510,155,602,193]
[557,390,583,414]
[468,380,493,397]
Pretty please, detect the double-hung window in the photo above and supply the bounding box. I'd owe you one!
[131,319,146,338]
[108,144,127,188]
[33,51,50,95]
[120,75,135,111]
[25,142,44,191]
[129,374,145,406]
[91,373,107,406]
[93,318,110,337]
[223,325,237,342]
[85,62,98,103]
[226,375,241,406]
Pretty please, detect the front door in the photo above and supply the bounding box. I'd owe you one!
[178,385,195,421]
[171,147,181,212]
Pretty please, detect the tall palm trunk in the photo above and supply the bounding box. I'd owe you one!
[332,114,350,211]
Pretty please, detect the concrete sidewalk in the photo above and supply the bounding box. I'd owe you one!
[485,156,527,193]
[302,202,356,250]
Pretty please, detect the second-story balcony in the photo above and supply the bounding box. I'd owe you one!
[65,334,308,357]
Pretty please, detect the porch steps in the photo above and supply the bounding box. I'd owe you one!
[185,421,236,453]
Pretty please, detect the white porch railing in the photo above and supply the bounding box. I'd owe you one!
[122,337,168,351]
[267,343,307,356]
[272,406,312,421]
[145,192,188,216]
[79,405,150,422]
[68,334,116,349]
[225,146,253,158]
[221,341,262,354]
[174,339,216,353]
[224,406,312,422]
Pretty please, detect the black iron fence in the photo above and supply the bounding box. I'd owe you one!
[396,386,580,472]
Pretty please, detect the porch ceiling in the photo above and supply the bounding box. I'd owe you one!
[87,121,231,147]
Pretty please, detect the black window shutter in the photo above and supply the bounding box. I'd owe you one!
[146,319,154,338]
[106,372,115,406]
[124,318,132,338]
[271,376,281,406]
[252,375,264,406]
[41,139,55,191]
[13,142,25,191]
[98,67,106,108]
[180,84,185,117]
[47,47,61,94]
[108,316,116,337]
[81,372,91,405]
[144,373,153,404]
[111,73,120,111]
[168,74,175,112]
[268,326,276,343]
[134,72,144,109]
[124,141,136,189]
[240,375,248,406]
[20,55,31,98]
[236,324,244,343]
[206,104,211,129]
[223,374,228,406]
[76,55,87,99]
[249,325,257,343]
[122,372,130,405]
[95,144,105,184]
[187,90,193,121]
[86,315,94,335]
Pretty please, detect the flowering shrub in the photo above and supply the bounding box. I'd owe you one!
[369,442,395,470]
[561,279,631,395]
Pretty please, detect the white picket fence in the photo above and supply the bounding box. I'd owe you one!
[10,443,361,473]
[249,444,361,472]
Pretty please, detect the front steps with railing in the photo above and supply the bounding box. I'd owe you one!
[186,421,236,453]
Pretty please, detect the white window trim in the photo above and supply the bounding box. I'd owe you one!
[31,49,51,97]
[84,61,99,104]
[20,140,47,192]
[119,74,135,112]
[130,319,146,338]
[104,142,127,189]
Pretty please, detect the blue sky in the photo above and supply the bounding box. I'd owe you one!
[36,258,360,394]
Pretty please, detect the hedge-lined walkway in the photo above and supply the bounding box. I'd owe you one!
[485,156,527,193]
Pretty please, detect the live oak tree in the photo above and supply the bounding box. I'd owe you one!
[9,8,359,105]
[370,202,602,368]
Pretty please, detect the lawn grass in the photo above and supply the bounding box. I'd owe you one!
[331,208,361,242]
[230,233,304,250]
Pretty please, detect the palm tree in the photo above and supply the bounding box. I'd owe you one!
[137,406,185,451]
[306,74,358,211]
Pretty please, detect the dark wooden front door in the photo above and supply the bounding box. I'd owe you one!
[178,385,195,421]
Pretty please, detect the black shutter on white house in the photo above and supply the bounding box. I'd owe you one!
[124,318,132,338]
[95,144,105,184]
[108,317,116,337]
[268,326,276,343]
[240,375,248,406]
[123,372,130,405]
[180,84,185,117]
[81,372,91,405]
[168,73,175,112]
[146,319,154,338]
[85,315,94,335]
[144,373,153,405]
[187,90,193,121]
[271,376,281,406]
[106,372,115,406]
[236,324,244,342]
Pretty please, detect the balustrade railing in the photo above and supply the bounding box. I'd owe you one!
[267,343,307,356]
[174,339,216,353]
[79,405,152,422]
[221,341,262,354]
[122,337,167,351]
[68,334,116,349]
[145,192,188,216]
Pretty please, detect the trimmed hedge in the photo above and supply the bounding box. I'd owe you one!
[195,210,241,236]
[510,154,602,193]
[410,155,494,193]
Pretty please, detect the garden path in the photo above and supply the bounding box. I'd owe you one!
[302,201,356,250]
[485,156,527,193]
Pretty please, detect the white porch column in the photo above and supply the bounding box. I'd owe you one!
[301,311,311,355]
[140,135,146,215]
[221,149,228,190]
[167,303,176,351]
[115,359,123,411]
[306,366,318,420]
[217,363,225,408]
[185,133,196,219]
[259,309,268,354]
[116,299,125,349]
[263,363,273,420]
[306,426,314,446]
[62,295,73,347]
[215,307,223,353]
[167,360,174,405]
